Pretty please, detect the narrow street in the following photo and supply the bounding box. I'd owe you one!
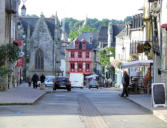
[0,88,167,128]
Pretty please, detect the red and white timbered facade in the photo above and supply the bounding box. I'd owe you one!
[66,39,93,75]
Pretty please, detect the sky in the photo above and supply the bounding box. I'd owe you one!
[20,0,145,20]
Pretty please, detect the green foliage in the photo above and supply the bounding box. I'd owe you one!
[98,47,115,67]
[6,43,20,64]
[0,45,7,67]
[124,16,132,24]
[65,16,132,41]
[79,25,97,33]
[0,43,20,76]
[69,25,97,41]
[69,30,79,41]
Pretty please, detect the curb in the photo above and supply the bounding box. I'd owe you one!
[32,92,47,104]
[0,92,47,106]
[125,97,153,113]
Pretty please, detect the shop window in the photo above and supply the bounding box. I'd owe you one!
[86,64,90,70]
[78,63,82,71]
[71,63,75,72]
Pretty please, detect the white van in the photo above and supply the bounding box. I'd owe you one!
[69,73,84,88]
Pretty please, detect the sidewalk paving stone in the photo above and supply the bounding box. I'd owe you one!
[0,83,47,105]
[126,94,167,123]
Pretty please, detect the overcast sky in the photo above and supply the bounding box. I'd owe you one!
[20,0,145,20]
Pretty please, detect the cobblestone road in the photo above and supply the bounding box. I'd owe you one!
[0,88,167,128]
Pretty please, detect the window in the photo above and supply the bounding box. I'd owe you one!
[71,63,75,71]
[78,52,82,58]
[78,63,82,71]
[86,64,90,69]
[86,52,89,58]
[35,49,44,70]
[71,52,74,58]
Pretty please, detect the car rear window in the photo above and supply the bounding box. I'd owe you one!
[57,77,69,82]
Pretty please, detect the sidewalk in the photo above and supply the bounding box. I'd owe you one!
[126,94,167,123]
[0,83,47,105]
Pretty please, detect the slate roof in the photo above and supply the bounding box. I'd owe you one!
[98,24,125,46]
[66,32,99,50]
[98,26,108,42]
[20,17,55,39]
[116,28,127,38]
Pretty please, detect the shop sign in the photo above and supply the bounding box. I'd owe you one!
[143,41,151,53]
[16,57,24,67]
[137,44,144,53]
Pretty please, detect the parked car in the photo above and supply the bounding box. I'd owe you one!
[53,76,71,91]
[45,76,56,87]
[89,79,98,89]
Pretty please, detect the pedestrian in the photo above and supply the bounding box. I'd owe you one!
[28,75,31,87]
[121,71,130,97]
[40,73,45,90]
[31,73,39,88]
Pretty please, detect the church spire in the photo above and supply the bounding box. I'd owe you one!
[55,11,60,27]
[83,15,88,26]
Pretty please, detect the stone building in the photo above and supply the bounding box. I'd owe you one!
[0,0,20,90]
[20,14,61,77]
[0,0,20,45]
[143,0,167,96]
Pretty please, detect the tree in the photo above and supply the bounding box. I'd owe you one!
[79,25,96,33]
[69,30,79,41]
[69,25,97,41]
[124,16,132,23]
[98,47,115,67]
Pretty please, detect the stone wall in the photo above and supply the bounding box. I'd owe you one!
[0,0,5,45]
[28,18,55,76]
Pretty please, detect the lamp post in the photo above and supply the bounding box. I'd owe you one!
[21,0,27,16]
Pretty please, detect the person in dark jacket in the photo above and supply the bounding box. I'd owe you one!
[32,73,39,88]
[121,71,130,97]
[40,73,45,84]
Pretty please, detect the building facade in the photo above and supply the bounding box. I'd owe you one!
[66,39,93,76]
[0,0,20,90]
[19,14,61,77]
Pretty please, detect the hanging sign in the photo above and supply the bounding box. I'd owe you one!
[143,41,151,53]
[137,44,144,53]
[16,57,24,67]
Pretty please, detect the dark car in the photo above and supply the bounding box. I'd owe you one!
[53,77,71,91]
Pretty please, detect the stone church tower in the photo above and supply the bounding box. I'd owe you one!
[20,13,61,76]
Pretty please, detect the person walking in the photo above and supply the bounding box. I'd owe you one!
[121,71,130,97]
[40,73,45,90]
[28,75,31,87]
[32,73,39,88]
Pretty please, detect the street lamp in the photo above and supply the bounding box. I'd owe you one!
[21,0,27,16]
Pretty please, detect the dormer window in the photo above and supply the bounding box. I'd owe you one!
[75,39,79,49]
[82,39,86,49]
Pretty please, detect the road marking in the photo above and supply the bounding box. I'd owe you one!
[78,94,110,128]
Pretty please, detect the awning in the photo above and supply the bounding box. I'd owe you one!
[85,74,99,79]
[121,60,153,68]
